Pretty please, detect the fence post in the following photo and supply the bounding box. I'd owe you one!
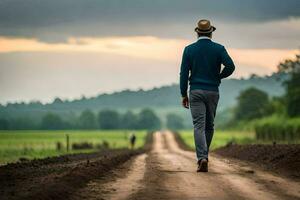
[66,134,70,152]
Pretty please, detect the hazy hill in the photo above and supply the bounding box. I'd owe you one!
[0,73,287,127]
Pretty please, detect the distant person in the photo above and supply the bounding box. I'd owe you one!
[180,19,235,172]
[129,133,136,149]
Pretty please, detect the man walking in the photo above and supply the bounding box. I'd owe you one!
[180,19,235,172]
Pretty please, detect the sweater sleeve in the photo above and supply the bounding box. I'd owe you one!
[180,47,190,97]
[220,46,235,79]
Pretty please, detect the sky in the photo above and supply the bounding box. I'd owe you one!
[0,0,299,104]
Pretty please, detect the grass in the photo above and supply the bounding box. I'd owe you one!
[0,130,147,164]
[179,130,255,150]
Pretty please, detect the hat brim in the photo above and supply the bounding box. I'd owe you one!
[194,26,216,33]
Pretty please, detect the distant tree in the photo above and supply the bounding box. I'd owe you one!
[78,109,97,129]
[234,87,271,120]
[0,117,38,130]
[0,118,9,130]
[137,108,161,130]
[249,74,259,79]
[53,97,63,104]
[28,101,43,108]
[41,113,64,130]
[10,118,37,130]
[278,53,300,117]
[98,110,120,129]
[121,111,138,129]
[80,95,87,100]
[166,113,184,130]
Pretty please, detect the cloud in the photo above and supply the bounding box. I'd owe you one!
[0,0,299,46]
[0,36,298,70]
[214,18,300,49]
[0,36,187,62]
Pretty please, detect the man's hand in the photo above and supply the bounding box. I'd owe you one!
[181,96,189,109]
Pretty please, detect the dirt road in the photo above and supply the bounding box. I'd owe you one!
[74,131,300,200]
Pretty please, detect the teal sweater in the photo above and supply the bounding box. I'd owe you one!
[180,38,235,97]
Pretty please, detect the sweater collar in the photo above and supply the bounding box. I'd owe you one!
[198,36,211,41]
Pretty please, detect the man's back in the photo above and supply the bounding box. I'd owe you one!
[180,37,235,97]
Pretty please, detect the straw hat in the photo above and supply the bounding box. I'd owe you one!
[194,19,216,33]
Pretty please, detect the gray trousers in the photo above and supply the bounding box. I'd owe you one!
[189,89,219,161]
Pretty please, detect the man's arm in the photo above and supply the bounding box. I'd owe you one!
[220,46,235,79]
[180,47,190,97]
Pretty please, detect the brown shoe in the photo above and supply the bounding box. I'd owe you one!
[197,159,208,172]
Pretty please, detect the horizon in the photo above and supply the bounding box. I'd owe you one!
[0,0,299,104]
[0,72,285,106]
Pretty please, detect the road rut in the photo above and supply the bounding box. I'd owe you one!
[74,131,300,200]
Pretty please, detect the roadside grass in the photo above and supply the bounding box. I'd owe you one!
[179,130,255,150]
[0,130,147,164]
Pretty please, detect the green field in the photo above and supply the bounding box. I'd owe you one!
[179,130,255,150]
[0,130,147,164]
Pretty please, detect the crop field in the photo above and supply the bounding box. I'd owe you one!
[179,130,255,150]
[0,130,147,164]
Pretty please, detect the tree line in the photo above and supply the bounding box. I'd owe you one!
[233,52,300,121]
[0,108,185,130]
[231,52,300,141]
